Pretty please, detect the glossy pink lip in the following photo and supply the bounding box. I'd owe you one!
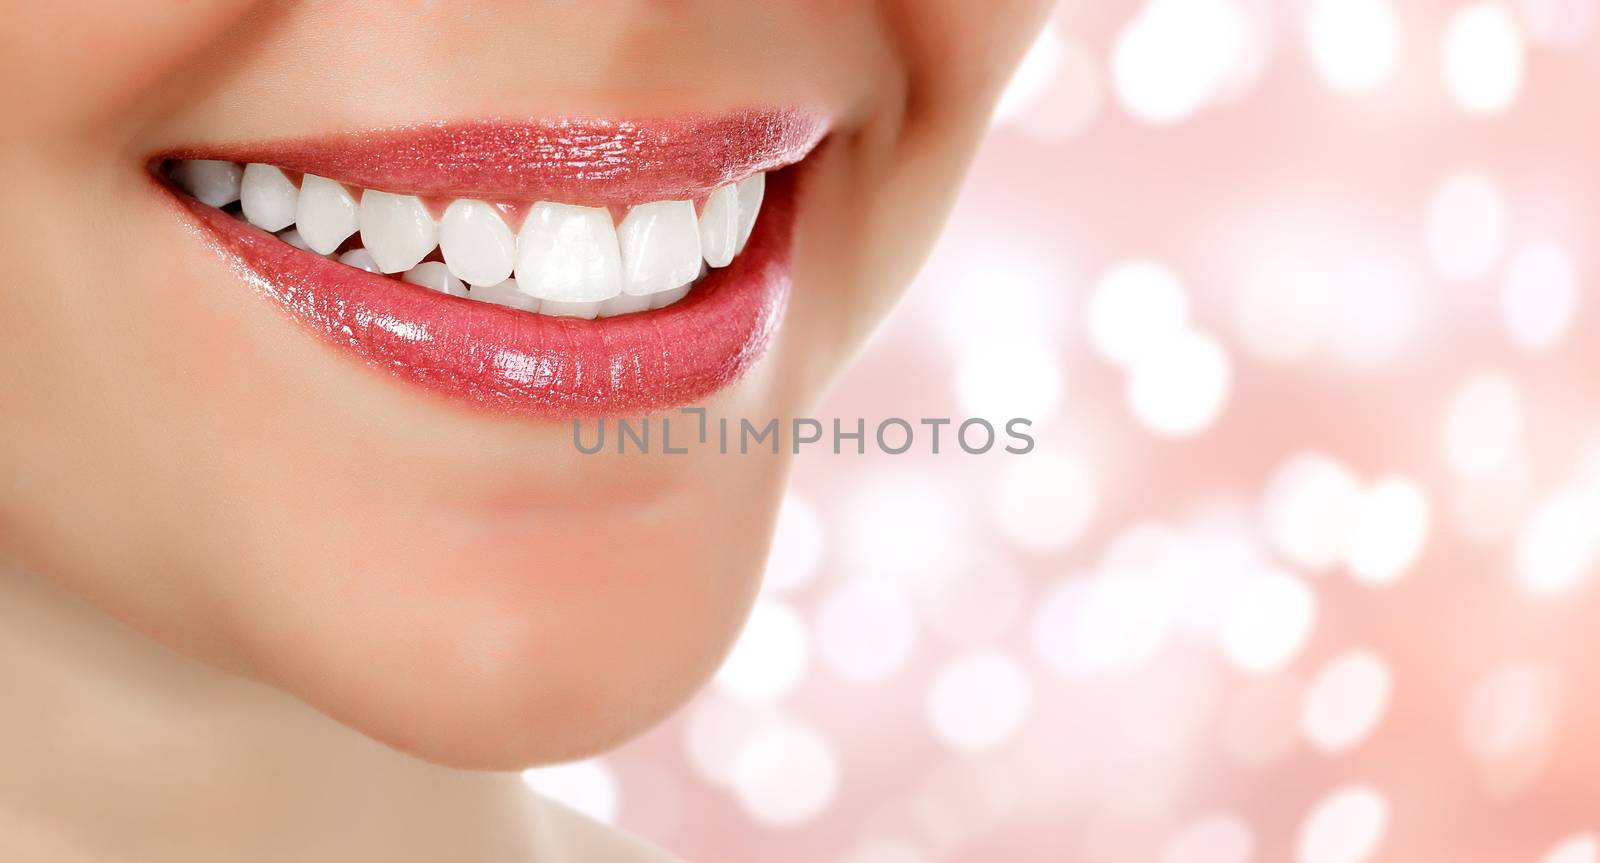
[165,110,827,206]
[159,112,822,418]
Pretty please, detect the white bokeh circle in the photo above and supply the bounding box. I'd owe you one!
[926,651,1033,752]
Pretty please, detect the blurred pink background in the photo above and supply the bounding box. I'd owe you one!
[525,2,1600,860]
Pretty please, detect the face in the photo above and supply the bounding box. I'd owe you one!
[0,0,1050,768]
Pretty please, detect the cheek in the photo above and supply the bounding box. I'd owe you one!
[2,0,261,133]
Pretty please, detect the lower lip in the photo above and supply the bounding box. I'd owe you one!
[169,170,794,418]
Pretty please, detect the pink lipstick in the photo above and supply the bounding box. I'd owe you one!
[155,110,825,418]
[164,110,827,206]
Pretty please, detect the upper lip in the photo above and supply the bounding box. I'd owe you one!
[156,108,828,206]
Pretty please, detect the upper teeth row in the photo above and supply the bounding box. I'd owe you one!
[168,159,766,318]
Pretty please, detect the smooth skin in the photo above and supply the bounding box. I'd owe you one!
[0,1,1051,860]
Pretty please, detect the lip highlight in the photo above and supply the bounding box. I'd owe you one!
[160,111,819,418]
[164,110,827,206]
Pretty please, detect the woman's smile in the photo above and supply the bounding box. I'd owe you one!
[158,111,827,415]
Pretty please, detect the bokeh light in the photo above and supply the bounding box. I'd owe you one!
[1343,475,1431,586]
[1306,0,1401,93]
[1297,784,1389,863]
[520,759,621,824]
[714,599,811,703]
[1218,568,1317,673]
[925,651,1033,752]
[1087,260,1191,369]
[731,718,839,826]
[1442,3,1526,115]
[1126,327,1233,438]
[1502,242,1580,351]
[1300,648,1393,753]
[1515,488,1600,597]
[683,693,780,788]
[1262,452,1362,572]
[955,338,1065,421]
[1112,0,1248,124]
[1541,834,1600,863]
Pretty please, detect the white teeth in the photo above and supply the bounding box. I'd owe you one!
[359,190,438,274]
[598,291,653,318]
[277,227,312,252]
[401,261,467,297]
[172,160,243,208]
[617,200,702,296]
[439,199,516,287]
[240,163,298,232]
[698,184,740,268]
[649,283,693,310]
[471,279,541,312]
[734,172,766,255]
[539,299,604,320]
[296,175,359,255]
[337,248,382,273]
[176,157,762,318]
[514,203,623,303]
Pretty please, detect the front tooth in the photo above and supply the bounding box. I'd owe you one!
[539,299,604,320]
[402,261,467,297]
[471,279,541,312]
[359,190,437,274]
[439,200,515,287]
[649,283,693,310]
[337,248,382,273]
[734,173,766,255]
[598,291,653,318]
[240,163,298,231]
[171,160,243,207]
[514,203,622,303]
[296,175,360,255]
[698,185,740,268]
[617,200,702,296]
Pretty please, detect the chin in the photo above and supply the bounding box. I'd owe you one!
[213,467,784,770]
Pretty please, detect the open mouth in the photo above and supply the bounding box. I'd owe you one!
[156,109,827,417]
